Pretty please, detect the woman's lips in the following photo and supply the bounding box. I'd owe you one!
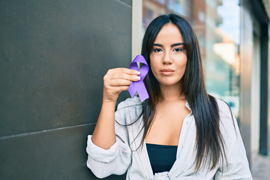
[160,69,174,75]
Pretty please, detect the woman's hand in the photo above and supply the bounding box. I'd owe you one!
[103,68,140,103]
[92,68,140,149]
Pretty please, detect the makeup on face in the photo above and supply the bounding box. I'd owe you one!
[160,68,175,75]
[149,23,187,87]
[152,43,185,53]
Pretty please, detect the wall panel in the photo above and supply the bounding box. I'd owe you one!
[0,0,131,179]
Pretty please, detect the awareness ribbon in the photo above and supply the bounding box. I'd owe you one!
[128,55,149,102]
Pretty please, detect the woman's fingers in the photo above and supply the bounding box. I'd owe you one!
[104,76,139,88]
[113,68,140,75]
[109,79,132,86]
[115,85,130,92]
[104,85,130,97]
[110,73,140,82]
[105,68,141,86]
[103,68,141,102]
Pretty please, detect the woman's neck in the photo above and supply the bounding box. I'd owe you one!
[159,83,185,102]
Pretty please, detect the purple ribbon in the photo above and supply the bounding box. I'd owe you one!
[128,55,149,102]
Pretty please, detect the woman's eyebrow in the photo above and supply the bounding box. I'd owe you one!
[153,43,163,47]
[152,43,185,47]
[171,43,185,47]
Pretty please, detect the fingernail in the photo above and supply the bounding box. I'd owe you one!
[135,71,140,75]
[134,76,140,80]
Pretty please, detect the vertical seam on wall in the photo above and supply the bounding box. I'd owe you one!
[132,0,143,61]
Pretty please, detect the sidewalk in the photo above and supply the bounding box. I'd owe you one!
[252,154,270,180]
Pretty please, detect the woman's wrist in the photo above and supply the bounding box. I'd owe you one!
[102,97,117,105]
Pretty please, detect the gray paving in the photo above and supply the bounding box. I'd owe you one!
[252,155,270,180]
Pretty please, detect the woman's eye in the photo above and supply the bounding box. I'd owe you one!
[153,48,162,52]
[173,48,183,52]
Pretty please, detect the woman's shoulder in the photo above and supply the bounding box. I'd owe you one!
[213,98,238,134]
[213,98,233,119]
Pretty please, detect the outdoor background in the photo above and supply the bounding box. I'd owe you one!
[0,0,269,180]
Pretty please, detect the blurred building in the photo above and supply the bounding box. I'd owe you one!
[136,0,270,172]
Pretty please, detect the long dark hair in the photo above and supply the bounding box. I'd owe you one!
[140,14,227,172]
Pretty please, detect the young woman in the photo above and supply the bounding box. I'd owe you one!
[86,14,252,180]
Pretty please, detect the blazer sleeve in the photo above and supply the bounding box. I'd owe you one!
[215,100,253,180]
[86,100,132,179]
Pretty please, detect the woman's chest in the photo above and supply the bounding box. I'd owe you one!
[145,104,191,145]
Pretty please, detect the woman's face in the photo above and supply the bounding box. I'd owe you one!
[150,23,187,87]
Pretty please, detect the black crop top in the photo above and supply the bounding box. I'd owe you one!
[146,143,178,174]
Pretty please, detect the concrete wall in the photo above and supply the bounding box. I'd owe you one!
[0,0,131,179]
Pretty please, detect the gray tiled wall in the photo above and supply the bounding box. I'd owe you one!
[0,0,132,179]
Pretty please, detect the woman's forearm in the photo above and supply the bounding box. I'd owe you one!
[91,99,117,150]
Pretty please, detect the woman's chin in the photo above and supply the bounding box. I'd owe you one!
[158,80,181,87]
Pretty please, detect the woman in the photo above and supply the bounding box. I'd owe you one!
[86,14,252,179]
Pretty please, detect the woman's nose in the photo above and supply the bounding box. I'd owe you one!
[162,51,172,64]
